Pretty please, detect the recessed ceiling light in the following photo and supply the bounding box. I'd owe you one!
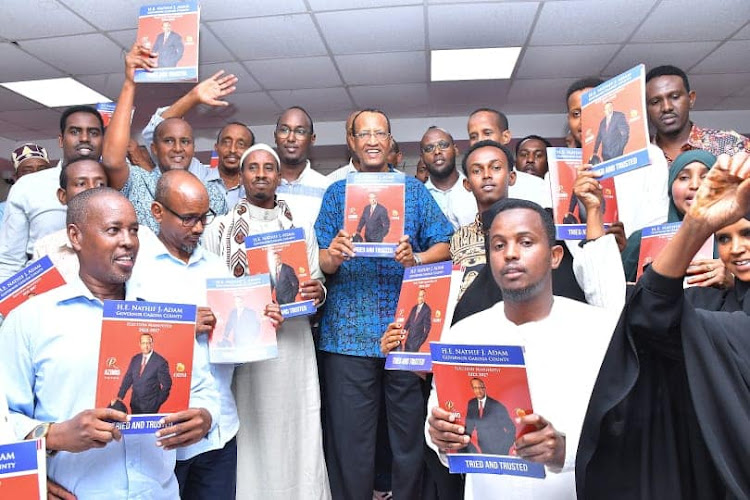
[431,47,522,82]
[0,77,111,108]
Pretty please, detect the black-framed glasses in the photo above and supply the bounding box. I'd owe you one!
[353,130,390,141]
[421,140,452,154]
[160,202,216,227]
[276,125,310,138]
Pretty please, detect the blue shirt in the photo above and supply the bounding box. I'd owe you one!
[129,238,239,461]
[0,278,220,499]
[189,161,245,209]
[314,175,453,357]
[121,165,228,234]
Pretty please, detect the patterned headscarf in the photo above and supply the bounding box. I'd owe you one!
[11,143,49,171]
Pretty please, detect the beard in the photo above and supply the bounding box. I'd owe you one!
[501,278,546,302]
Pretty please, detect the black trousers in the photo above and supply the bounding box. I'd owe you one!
[321,351,424,500]
[174,437,237,500]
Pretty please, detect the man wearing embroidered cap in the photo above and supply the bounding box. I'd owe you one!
[0,143,51,222]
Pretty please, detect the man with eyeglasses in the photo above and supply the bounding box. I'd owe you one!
[102,43,228,233]
[315,109,453,500]
[274,106,331,229]
[421,126,477,229]
[128,169,241,500]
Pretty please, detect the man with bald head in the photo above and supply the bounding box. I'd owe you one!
[0,187,219,498]
[102,43,228,233]
[274,106,331,228]
[128,170,240,499]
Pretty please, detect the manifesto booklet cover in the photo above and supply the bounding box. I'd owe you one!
[344,172,405,258]
[245,228,315,318]
[96,102,134,128]
[0,438,46,499]
[637,222,714,283]
[0,256,65,318]
[581,64,650,179]
[206,275,278,363]
[96,301,196,434]
[430,343,544,478]
[135,1,200,83]
[386,261,462,371]
[547,147,618,240]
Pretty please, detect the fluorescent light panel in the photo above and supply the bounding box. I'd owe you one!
[0,77,111,107]
[431,47,522,82]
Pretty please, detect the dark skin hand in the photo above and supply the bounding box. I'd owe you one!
[156,408,212,451]
[513,414,565,469]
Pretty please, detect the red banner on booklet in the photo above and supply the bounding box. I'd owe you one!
[96,300,196,434]
[0,256,65,318]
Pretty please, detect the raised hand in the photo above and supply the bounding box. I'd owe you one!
[189,70,238,107]
[124,43,157,82]
[688,153,750,232]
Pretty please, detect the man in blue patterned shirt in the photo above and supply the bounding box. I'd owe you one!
[315,109,453,499]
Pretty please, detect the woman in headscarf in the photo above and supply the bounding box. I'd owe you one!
[621,149,731,286]
[577,152,750,499]
[204,143,331,500]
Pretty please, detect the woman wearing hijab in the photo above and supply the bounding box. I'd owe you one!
[577,152,750,499]
[621,149,731,287]
[204,144,331,500]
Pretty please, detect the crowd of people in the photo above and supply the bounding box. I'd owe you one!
[0,40,749,500]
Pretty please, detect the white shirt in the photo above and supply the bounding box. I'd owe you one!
[0,162,66,281]
[509,171,553,209]
[326,159,356,183]
[426,297,619,500]
[425,172,477,230]
[0,384,14,443]
[276,160,331,229]
[128,238,239,461]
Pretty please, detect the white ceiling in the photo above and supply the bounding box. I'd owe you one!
[0,0,748,150]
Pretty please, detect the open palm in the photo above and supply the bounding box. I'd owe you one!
[688,153,750,232]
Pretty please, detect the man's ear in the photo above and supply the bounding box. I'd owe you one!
[151,201,164,224]
[463,177,471,192]
[501,129,512,146]
[310,133,317,146]
[58,133,64,150]
[508,170,517,186]
[68,224,83,252]
[57,188,67,206]
[688,90,696,109]
[550,244,564,270]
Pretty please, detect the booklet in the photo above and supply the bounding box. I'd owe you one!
[547,147,619,240]
[96,102,134,128]
[135,1,200,83]
[385,262,462,371]
[96,300,196,434]
[581,64,650,179]
[344,172,406,258]
[430,343,544,478]
[206,275,278,363]
[637,221,714,284]
[0,438,46,499]
[245,228,315,318]
[0,256,65,318]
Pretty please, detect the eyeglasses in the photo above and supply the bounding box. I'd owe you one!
[160,202,216,227]
[353,130,390,141]
[276,125,310,138]
[421,140,452,154]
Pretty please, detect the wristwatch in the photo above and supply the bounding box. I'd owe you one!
[413,253,423,266]
[30,422,58,457]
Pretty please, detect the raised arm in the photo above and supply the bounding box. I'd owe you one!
[101,43,156,190]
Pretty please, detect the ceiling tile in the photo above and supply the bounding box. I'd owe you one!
[733,23,750,40]
[691,40,750,74]
[200,62,261,93]
[603,41,720,76]
[0,119,35,139]
[350,83,430,110]
[76,73,124,100]
[201,0,307,21]
[107,30,137,50]
[515,44,620,78]
[245,56,343,90]
[506,78,577,113]
[690,95,725,111]
[309,0,421,9]
[62,0,144,31]
[735,82,750,97]
[430,80,511,109]
[208,15,326,60]
[428,2,538,49]
[317,6,424,54]
[0,109,62,130]
[22,34,125,75]
[631,0,750,42]
[531,0,657,45]
[223,91,282,125]
[336,52,426,85]
[689,73,750,99]
[0,43,65,81]
[269,88,353,116]
[0,87,46,112]
[713,96,750,111]
[197,29,235,65]
[0,0,95,40]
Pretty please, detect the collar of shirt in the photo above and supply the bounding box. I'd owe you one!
[54,275,142,307]
[652,122,702,163]
[280,160,312,186]
[424,171,466,194]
